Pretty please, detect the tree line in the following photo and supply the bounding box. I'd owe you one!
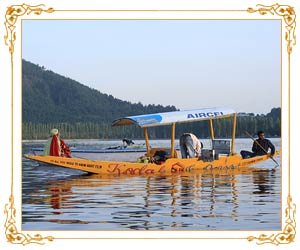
[22,113,280,140]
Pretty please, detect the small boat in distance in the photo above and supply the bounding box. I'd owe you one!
[25,107,280,175]
[31,139,147,161]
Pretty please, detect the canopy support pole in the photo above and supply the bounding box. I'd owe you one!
[171,123,176,157]
[209,119,215,140]
[231,113,237,154]
[144,128,150,156]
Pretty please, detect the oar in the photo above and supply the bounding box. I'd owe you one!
[245,131,279,168]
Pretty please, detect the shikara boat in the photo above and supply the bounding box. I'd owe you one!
[25,107,280,175]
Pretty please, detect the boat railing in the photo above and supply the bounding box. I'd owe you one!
[201,139,232,161]
[212,139,231,155]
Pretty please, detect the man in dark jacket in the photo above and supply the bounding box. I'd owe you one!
[252,131,275,156]
[240,131,275,159]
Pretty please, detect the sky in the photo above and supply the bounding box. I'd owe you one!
[22,20,280,114]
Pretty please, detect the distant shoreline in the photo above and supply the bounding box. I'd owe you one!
[22,136,281,143]
[22,138,103,143]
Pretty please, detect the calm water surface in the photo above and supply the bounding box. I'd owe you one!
[22,139,281,230]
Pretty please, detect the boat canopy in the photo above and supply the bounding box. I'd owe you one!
[112,107,236,128]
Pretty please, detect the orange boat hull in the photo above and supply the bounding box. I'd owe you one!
[25,151,280,176]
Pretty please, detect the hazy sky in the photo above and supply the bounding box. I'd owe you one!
[22,20,280,114]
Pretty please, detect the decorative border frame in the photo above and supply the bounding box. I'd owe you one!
[2,2,296,246]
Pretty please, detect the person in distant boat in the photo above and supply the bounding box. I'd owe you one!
[44,128,71,158]
[240,131,275,159]
[179,133,202,158]
[122,138,134,147]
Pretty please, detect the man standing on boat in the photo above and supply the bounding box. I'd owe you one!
[44,128,71,158]
[179,133,202,158]
[240,131,275,159]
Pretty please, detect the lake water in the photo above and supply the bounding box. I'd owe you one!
[22,138,281,231]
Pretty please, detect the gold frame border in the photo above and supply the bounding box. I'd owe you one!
[247,3,296,246]
[3,3,296,246]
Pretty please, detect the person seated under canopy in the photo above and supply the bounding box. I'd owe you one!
[44,128,71,158]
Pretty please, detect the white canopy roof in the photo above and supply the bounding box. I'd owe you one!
[112,107,236,128]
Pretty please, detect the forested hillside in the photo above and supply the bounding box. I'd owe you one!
[22,59,177,123]
[22,60,281,140]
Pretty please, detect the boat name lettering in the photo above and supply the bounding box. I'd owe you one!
[59,160,74,165]
[158,166,166,173]
[64,162,101,169]
[187,112,224,119]
[108,163,124,175]
[85,164,102,169]
[186,165,195,172]
[203,164,239,170]
[107,163,155,175]
[171,162,194,172]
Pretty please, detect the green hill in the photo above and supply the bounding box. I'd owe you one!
[22,59,177,124]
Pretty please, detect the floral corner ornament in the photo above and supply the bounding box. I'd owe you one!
[4,3,54,54]
[247,195,296,245]
[4,195,54,245]
[247,3,296,54]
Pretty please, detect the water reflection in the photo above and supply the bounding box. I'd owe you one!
[48,187,72,214]
[22,168,280,230]
[252,170,276,194]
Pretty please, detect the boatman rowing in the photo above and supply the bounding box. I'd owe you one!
[240,131,275,159]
